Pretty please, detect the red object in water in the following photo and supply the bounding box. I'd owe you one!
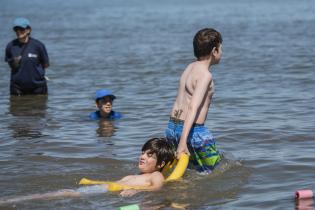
[295,190,314,199]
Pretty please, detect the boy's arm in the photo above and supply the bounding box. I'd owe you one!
[177,73,212,156]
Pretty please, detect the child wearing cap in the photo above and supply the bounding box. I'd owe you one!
[89,89,122,120]
[5,17,50,95]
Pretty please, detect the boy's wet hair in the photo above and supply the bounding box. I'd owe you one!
[142,137,175,169]
[193,28,223,60]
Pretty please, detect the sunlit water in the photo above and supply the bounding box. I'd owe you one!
[0,0,314,209]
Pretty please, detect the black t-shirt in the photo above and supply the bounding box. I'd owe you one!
[5,37,49,90]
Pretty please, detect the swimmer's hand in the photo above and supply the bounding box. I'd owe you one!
[120,189,140,197]
[176,143,190,159]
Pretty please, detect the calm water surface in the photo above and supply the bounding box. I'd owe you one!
[0,0,315,209]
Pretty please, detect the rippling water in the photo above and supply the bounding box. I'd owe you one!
[0,0,315,209]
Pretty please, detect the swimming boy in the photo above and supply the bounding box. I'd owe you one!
[111,137,175,196]
[89,89,122,120]
[165,28,223,173]
[0,138,175,204]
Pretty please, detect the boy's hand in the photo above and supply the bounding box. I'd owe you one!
[120,189,139,197]
[176,143,190,159]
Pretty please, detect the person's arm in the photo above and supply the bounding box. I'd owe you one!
[0,184,112,204]
[5,44,14,69]
[39,43,49,69]
[5,44,11,62]
[5,44,22,74]
[176,73,212,157]
[0,189,81,204]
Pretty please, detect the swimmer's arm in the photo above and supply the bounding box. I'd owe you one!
[177,73,212,156]
[0,185,111,204]
[18,190,81,202]
[119,173,164,197]
[23,185,109,200]
[45,190,81,198]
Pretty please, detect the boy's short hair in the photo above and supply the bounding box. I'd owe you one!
[142,137,175,168]
[193,28,223,60]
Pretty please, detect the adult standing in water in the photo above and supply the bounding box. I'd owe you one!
[5,17,50,95]
[165,28,223,173]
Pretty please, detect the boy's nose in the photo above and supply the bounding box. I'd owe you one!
[140,153,148,159]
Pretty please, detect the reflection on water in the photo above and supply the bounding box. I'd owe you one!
[8,95,48,139]
[96,119,117,137]
[296,198,314,210]
[9,95,47,117]
[135,200,189,210]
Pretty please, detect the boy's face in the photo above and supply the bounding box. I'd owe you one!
[14,27,30,40]
[96,96,113,114]
[138,150,161,173]
[212,44,222,64]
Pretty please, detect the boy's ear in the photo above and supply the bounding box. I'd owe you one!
[26,28,31,35]
[211,46,218,55]
[95,101,100,108]
[158,161,166,169]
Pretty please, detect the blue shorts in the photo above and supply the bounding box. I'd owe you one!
[165,119,221,173]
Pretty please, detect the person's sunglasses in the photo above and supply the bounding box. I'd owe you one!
[13,27,27,32]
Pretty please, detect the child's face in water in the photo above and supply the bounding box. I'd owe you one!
[97,96,113,114]
[138,150,160,173]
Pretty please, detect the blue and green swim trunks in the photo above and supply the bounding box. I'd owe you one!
[165,118,221,173]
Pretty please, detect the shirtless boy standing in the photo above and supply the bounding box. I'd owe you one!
[165,28,223,173]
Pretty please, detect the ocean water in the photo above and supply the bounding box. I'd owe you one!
[0,0,314,209]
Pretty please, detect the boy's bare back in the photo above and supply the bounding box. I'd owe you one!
[171,60,214,124]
